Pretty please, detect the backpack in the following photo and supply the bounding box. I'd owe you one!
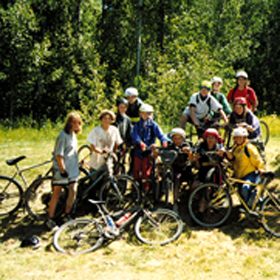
[196,94,212,115]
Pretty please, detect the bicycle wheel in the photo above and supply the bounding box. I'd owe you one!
[260,120,270,146]
[188,183,232,227]
[99,175,141,214]
[53,219,104,254]
[261,195,280,237]
[0,175,23,216]
[25,176,67,221]
[135,208,183,245]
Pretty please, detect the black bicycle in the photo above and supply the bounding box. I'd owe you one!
[0,156,51,216]
[53,198,184,254]
[25,153,141,221]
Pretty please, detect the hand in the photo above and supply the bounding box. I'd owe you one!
[140,142,146,151]
[60,170,68,178]
[102,147,110,154]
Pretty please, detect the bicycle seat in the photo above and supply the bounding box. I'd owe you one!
[6,156,26,166]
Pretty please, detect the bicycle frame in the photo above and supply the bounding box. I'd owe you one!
[6,159,52,189]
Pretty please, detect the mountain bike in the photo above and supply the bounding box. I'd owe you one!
[25,153,140,221]
[188,169,280,237]
[0,155,51,216]
[53,198,184,254]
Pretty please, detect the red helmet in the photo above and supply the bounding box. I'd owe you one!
[234,97,247,106]
[203,128,220,140]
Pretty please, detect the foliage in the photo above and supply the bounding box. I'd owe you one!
[0,0,279,127]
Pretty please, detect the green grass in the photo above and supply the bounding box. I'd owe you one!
[0,120,280,280]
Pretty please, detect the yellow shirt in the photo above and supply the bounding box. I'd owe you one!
[232,141,265,179]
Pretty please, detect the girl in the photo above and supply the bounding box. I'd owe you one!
[47,111,82,229]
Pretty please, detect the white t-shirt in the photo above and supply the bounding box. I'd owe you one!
[183,92,222,120]
[87,125,123,170]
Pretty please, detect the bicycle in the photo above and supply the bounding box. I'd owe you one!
[188,168,280,237]
[53,198,184,254]
[25,152,141,221]
[0,156,51,216]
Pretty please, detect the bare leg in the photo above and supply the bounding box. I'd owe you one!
[65,182,76,214]
[180,115,188,129]
[48,186,62,218]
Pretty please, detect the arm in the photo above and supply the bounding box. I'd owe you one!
[55,155,67,174]
[221,94,232,115]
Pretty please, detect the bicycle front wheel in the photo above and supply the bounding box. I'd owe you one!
[25,176,66,221]
[53,219,104,254]
[135,208,184,246]
[260,120,270,146]
[261,195,280,237]
[0,176,23,216]
[188,183,232,227]
[99,175,141,214]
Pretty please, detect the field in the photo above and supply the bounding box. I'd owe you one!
[0,117,280,280]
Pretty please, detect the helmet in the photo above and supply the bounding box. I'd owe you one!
[200,80,212,90]
[170,128,186,139]
[203,128,221,140]
[124,87,139,97]
[116,97,128,106]
[211,76,223,85]
[20,235,40,249]
[236,70,248,79]
[139,103,154,113]
[234,97,247,106]
[233,127,248,137]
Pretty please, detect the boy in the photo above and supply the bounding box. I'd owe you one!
[132,103,168,190]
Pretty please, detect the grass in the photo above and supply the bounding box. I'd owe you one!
[0,118,280,280]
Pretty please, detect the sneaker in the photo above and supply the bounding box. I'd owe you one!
[46,219,58,231]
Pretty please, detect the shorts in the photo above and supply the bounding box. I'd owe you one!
[52,168,78,187]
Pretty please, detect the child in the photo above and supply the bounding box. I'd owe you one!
[191,128,225,184]
[47,111,82,229]
[225,127,265,206]
[125,87,143,124]
[114,98,132,147]
[132,103,168,190]
[87,109,123,172]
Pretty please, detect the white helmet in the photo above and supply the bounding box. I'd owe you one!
[170,128,186,138]
[211,76,223,85]
[139,103,154,113]
[233,127,248,137]
[124,87,139,97]
[236,70,248,79]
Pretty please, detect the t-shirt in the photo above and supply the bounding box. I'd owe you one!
[183,92,222,120]
[87,125,123,170]
[227,86,258,110]
[53,130,79,180]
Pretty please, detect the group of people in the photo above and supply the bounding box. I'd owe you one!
[46,70,266,229]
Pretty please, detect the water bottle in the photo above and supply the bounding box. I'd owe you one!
[115,212,132,227]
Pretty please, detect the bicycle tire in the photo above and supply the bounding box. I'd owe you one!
[260,120,270,146]
[261,195,280,238]
[99,175,141,214]
[134,208,183,245]
[53,218,104,254]
[0,175,23,216]
[188,183,232,227]
[25,176,67,221]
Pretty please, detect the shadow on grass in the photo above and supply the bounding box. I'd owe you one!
[0,212,48,243]
[178,193,269,241]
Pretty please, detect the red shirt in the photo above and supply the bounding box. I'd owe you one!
[227,86,258,110]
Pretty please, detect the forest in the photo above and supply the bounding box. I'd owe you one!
[0,0,279,126]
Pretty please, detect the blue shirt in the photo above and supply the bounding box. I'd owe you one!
[132,118,168,157]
